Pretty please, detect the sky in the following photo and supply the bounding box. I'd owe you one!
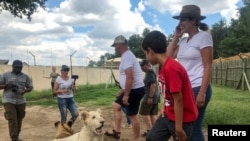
[0,0,244,66]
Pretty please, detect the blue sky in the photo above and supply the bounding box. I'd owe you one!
[0,0,244,66]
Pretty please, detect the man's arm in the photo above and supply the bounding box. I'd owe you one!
[124,67,133,97]
[122,67,133,106]
[147,83,156,104]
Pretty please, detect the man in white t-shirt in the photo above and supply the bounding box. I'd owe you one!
[105,35,145,140]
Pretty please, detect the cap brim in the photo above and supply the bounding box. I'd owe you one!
[110,43,115,47]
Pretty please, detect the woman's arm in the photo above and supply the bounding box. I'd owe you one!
[196,47,213,107]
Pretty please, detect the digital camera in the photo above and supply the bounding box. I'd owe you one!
[12,85,19,92]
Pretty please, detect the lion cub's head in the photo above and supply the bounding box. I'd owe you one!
[80,109,105,135]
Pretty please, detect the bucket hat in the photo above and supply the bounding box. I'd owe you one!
[173,5,206,20]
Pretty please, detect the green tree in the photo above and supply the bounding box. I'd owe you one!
[104,52,117,60]
[88,60,96,67]
[218,3,250,57]
[128,34,145,59]
[91,53,117,67]
[142,28,150,37]
[0,0,47,21]
[211,20,229,58]
[128,28,152,59]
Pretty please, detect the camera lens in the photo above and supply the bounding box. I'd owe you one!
[12,88,17,92]
[12,85,18,92]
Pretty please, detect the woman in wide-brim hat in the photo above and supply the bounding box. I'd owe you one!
[167,5,213,141]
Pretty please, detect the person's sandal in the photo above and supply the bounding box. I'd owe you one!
[105,129,121,139]
[141,130,150,137]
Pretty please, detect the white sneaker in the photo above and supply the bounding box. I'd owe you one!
[122,123,132,128]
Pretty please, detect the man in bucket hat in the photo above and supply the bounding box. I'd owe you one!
[167,4,213,141]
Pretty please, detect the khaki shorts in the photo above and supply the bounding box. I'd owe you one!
[139,102,159,115]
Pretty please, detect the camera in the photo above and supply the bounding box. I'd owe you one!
[12,85,19,92]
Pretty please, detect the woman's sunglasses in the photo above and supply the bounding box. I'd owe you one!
[62,69,69,72]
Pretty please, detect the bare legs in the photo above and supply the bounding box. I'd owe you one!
[108,102,141,140]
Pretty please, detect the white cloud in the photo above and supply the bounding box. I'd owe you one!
[0,0,242,66]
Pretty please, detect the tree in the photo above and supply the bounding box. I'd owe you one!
[142,28,150,37]
[128,34,145,59]
[88,60,96,67]
[217,3,250,57]
[128,28,152,59]
[91,53,117,67]
[0,0,47,21]
[211,20,229,58]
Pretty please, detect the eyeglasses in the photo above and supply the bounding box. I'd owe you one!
[62,69,69,72]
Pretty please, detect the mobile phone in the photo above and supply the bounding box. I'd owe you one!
[176,25,181,31]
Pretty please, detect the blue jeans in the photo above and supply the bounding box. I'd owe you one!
[122,107,131,124]
[57,97,78,122]
[191,84,212,141]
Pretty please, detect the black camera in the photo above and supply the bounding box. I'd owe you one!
[12,85,19,92]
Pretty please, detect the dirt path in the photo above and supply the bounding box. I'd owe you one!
[0,106,207,141]
[0,106,149,141]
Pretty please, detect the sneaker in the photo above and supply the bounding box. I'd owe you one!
[122,123,132,128]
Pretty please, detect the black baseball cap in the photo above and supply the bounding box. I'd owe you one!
[12,60,23,68]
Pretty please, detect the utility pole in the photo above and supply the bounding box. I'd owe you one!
[29,51,36,66]
[70,50,76,76]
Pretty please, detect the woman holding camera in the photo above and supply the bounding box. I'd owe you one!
[53,65,79,125]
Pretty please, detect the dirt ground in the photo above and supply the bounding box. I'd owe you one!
[0,106,207,141]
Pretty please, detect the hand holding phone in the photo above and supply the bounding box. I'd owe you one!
[174,25,183,38]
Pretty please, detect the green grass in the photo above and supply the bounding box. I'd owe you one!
[22,84,120,108]
[1,84,250,126]
[204,85,250,126]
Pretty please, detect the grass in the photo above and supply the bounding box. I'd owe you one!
[1,84,250,126]
[21,84,120,108]
[204,85,250,126]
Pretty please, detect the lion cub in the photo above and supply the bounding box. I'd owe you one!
[54,120,74,139]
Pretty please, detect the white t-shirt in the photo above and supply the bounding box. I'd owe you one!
[119,50,144,89]
[177,31,213,87]
[55,76,74,98]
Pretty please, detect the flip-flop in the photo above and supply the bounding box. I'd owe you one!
[104,129,121,139]
[141,130,150,137]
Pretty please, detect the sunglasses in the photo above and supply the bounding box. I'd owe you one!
[62,69,69,72]
[14,67,23,69]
